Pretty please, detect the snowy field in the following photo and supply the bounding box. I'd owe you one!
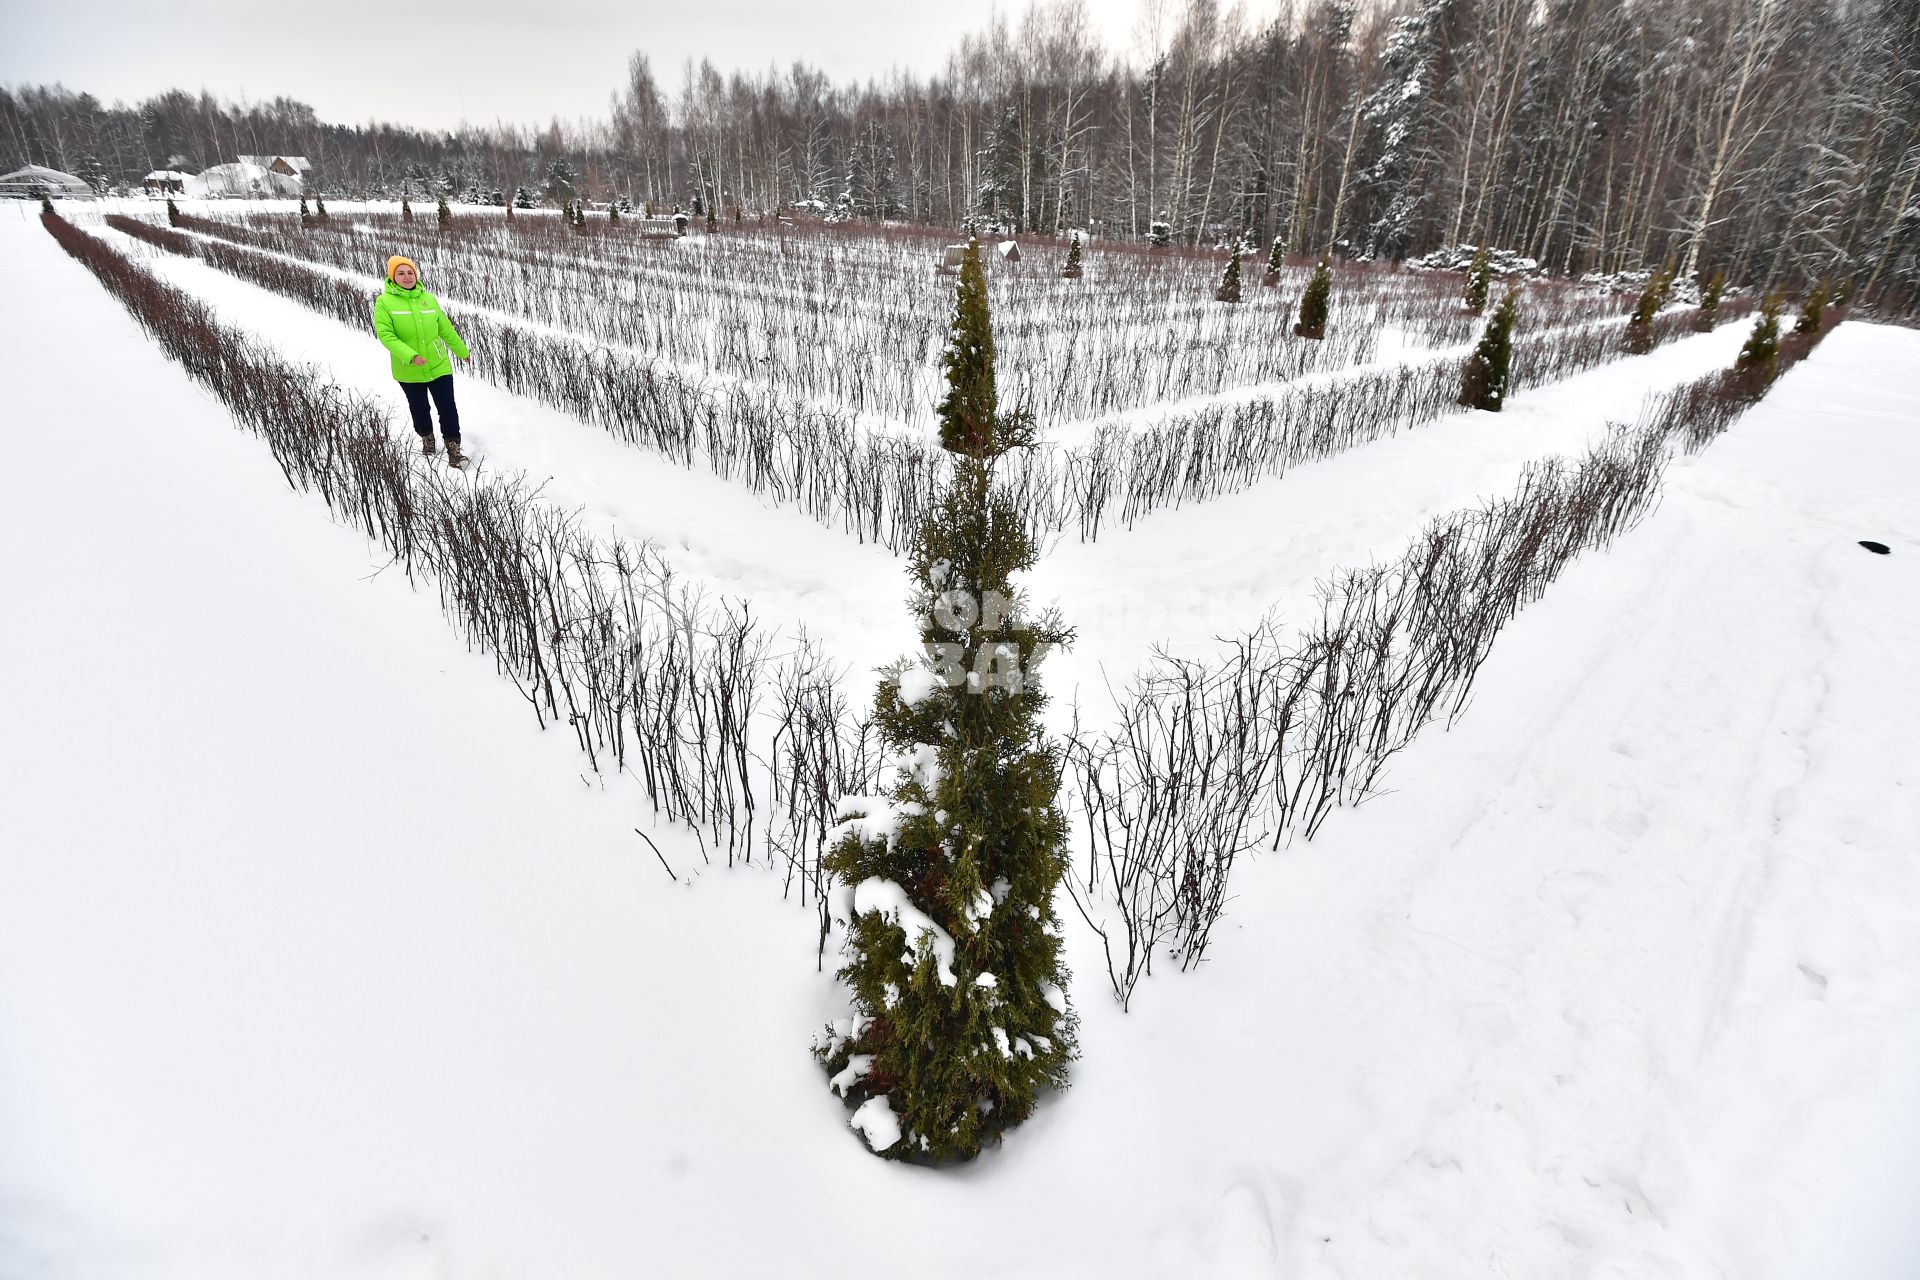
[2,198,1918,1278]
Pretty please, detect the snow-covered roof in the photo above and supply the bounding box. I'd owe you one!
[0,164,96,197]
[239,154,312,173]
[144,170,195,181]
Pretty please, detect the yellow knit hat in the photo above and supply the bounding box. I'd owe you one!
[386,255,417,282]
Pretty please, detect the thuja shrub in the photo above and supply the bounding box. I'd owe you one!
[1694,268,1727,332]
[1061,235,1082,279]
[1463,245,1492,314]
[1459,287,1520,411]
[1263,234,1285,286]
[1624,263,1676,353]
[1215,248,1242,303]
[1735,294,1784,385]
[818,237,1077,1163]
[1794,279,1830,336]
[1295,256,1331,338]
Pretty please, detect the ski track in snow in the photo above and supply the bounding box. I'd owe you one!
[3,203,1917,1279]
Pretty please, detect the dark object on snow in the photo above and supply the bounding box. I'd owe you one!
[401,375,462,445]
[1858,540,1890,555]
[1294,257,1331,339]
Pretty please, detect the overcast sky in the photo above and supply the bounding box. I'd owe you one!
[0,0,1258,133]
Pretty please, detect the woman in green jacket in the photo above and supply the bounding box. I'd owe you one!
[372,254,472,465]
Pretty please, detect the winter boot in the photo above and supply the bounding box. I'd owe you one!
[445,439,467,468]
[419,432,437,456]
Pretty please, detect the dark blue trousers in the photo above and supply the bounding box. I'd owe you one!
[400,375,461,443]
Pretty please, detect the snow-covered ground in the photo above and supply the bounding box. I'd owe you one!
[2,201,1917,1278]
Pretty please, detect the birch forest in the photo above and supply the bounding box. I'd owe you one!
[6,0,1917,308]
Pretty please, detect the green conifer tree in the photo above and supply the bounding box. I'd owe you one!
[1693,268,1726,332]
[607,202,620,224]
[1459,287,1521,411]
[299,196,311,224]
[1734,294,1784,389]
[314,194,329,220]
[817,237,1078,1163]
[1263,234,1285,286]
[1464,245,1492,314]
[707,202,718,233]
[1294,256,1332,339]
[1215,249,1243,303]
[401,194,414,222]
[166,197,180,226]
[1624,262,1676,353]
[437,194,452,225]
[1794,279,1829,335]
[1062,235,1083,279]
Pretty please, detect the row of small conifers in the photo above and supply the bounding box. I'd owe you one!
[106,209,1739,549]
[45,205,877,897]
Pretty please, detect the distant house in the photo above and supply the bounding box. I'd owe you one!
[143,170,194,195]
[0,164,97,200]
[239,155,311,185]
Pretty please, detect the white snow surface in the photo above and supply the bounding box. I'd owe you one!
[2,203,1918,1278]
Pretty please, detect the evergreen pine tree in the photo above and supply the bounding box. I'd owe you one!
[1793,279,1829,335]
[607,202,620,224]
[1263,234,1285,286]
[1148,214,1172,248]
[514,185,535,209]
[314,194,329,221]
[166,197,180,226]
[299,196,311,224]
[40,193,54,216]
[401,194,414,221]
[1464,245,1492,314]
[1734,294,1784,387]
[1694,268,1726,332]
[1624,262,1676,353]
[437,194,452,225]
[1215,249,1243,303]
[817,237,1078,1163]
[707,202,718,233]
[1294,256,1332,339]
[1062,236,1083,279]
[1459,287,1520,411]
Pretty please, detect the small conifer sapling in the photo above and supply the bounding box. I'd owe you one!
[1459,287,1521,411]
[1624,262,1676,353]
[1794,279,1829,336]
[1294,256,1332,339]
[401,193,413,221]
[166,196,180,226]
[437,194,451,225]
[1733,294,1784,393]
[1215,248,1242,303]
[1464,245,1492,314]
[1062,235,1082,279]
[1693,268,1726,332]
[1263,234,1285,286]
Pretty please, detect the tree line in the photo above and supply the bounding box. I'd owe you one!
[6,0,1916,305]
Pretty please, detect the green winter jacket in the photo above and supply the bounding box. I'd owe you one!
[372,278,470,382]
